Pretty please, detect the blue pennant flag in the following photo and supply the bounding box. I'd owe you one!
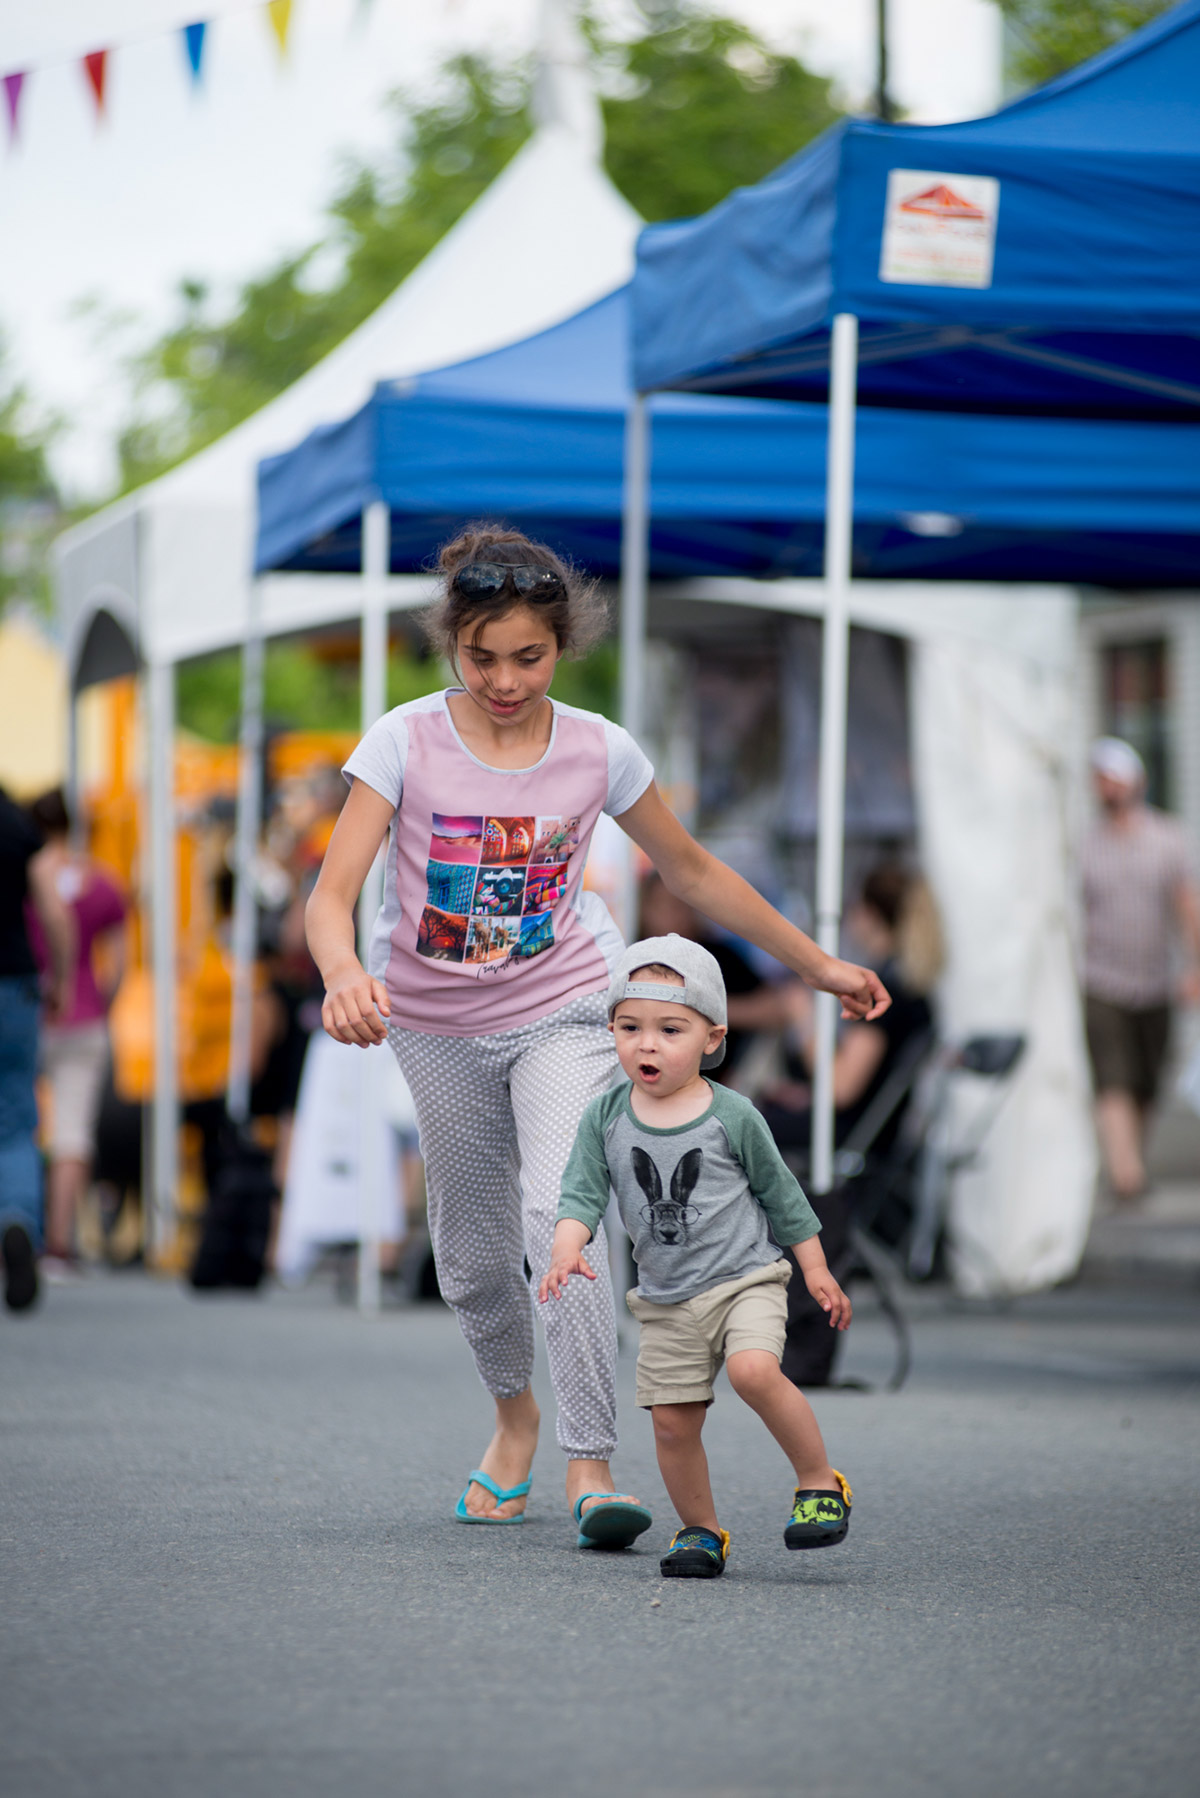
[182,21,207,84]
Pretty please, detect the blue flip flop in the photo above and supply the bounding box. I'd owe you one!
[454,1469,532,1525]
[573,1491,653,1551]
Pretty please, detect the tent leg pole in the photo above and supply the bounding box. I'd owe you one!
[227,584,265,1127]
[811,312,859,1197]
[619,392,650,941]
[357,499,390,1318]
[65,686,83,851]
[148,656,179,1263]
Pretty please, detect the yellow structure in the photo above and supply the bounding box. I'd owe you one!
[0,609,67,798]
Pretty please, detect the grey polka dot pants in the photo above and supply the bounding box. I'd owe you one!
[387,992,620,1460]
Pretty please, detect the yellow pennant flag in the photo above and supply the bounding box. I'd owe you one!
[266,0,294,60]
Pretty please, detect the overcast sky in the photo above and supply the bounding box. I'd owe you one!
[0,0,1001,498]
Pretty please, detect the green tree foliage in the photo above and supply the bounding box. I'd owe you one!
[599,12,837,221]
[0,339,58,616]
[176,636,618,741]
[118,8,837,491]
[997,0,1173,87]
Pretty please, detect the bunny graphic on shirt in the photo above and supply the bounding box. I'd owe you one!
[630,1145,704,1247]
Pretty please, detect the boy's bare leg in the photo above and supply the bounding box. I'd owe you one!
[651,1402,720,1532]
[462,1387,540,1519]
[725,1350,837,1489]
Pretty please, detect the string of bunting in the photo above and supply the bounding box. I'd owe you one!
[0,0,335,145]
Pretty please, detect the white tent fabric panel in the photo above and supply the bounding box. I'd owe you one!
[275,1033,415,1287]
[912,626,1096,1296]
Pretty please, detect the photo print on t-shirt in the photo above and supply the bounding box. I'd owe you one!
[428,814,483,865]
[465,917,521,963]
[473,865,526,916]
[532,816,581,864]
[515,912,554,959]
[523,862,567,911]
[417,812,575,966]
[416,905,469,962]
[482,816,534,865]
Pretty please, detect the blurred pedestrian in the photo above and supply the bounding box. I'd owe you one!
[25,789,127,1275]
[1081,738,1200,1200]
[306,524,887,1543]
[0,788,73,1312]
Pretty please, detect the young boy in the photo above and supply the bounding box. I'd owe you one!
[539,934,853,1579]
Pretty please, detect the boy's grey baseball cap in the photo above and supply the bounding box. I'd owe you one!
[607,933,728,1069]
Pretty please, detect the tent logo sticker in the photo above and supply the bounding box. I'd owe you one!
[879,169,999,289]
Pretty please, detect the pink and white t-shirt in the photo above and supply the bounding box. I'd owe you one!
[343,691,654,1036]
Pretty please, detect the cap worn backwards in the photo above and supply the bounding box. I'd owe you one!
[607,932,728,1070]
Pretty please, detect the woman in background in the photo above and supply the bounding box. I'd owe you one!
[26,789,127,1275]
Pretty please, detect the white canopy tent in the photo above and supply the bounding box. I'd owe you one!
[636,574,1096,1297]
[53,0,641,1259]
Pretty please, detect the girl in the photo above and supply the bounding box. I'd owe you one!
[306,525,888,1545]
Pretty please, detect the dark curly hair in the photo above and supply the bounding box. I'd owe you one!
[421,523,608,664]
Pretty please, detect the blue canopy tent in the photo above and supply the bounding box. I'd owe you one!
[628,0,1200,1189]
[257,287,1200,587]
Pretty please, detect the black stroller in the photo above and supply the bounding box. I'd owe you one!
[777,1030,1026,1391]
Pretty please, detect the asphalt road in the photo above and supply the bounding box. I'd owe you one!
[3,1274,1199,1798]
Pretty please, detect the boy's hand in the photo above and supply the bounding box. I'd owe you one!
[804,1265,852,1330]
[321,957,391,1047]
[538,1249,596,1303]
[538,1226,597,1303]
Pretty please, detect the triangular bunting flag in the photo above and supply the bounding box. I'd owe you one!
[183,22,207,85]
[3,72,25,143]
[82,50,108,118]
[266,0,294,60]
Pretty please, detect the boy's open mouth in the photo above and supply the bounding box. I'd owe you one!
[638,1063,660,1081]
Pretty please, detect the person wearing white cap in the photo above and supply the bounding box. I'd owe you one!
[1082,737,1200,1198]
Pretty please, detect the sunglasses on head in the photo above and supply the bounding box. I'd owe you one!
[451,561,566,599]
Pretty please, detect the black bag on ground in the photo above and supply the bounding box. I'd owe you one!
[188,1124,276,1291]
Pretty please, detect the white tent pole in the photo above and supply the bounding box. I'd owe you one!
[619,392,650,941]
[810,311,859,1197]
[226,581,266,1127]
[147,654,179,1262]
[357,499,390,1316]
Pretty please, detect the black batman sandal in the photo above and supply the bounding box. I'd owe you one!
[783,1470,852,1549]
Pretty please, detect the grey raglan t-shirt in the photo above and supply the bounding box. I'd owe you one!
[558,1080,820,1305]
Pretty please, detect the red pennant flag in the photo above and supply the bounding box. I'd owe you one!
[3,72,25,143]
[82,50,108,119]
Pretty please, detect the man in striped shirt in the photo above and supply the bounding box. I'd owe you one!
[1081,738,1200,1200]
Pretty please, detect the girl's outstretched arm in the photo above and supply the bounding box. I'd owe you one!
[616,782,890,1021]
[305,778,396,1047]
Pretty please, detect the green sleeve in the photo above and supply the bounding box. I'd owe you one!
[556,1094,616,1240]
[716,1088,821,1247]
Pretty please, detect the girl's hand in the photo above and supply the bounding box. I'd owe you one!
[814,955,891,1022]
[538,1247,596,1304]
[321,958,391,1047]
[804,1266,853,1331]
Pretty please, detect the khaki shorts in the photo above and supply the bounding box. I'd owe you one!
[626,1260,791,1408]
